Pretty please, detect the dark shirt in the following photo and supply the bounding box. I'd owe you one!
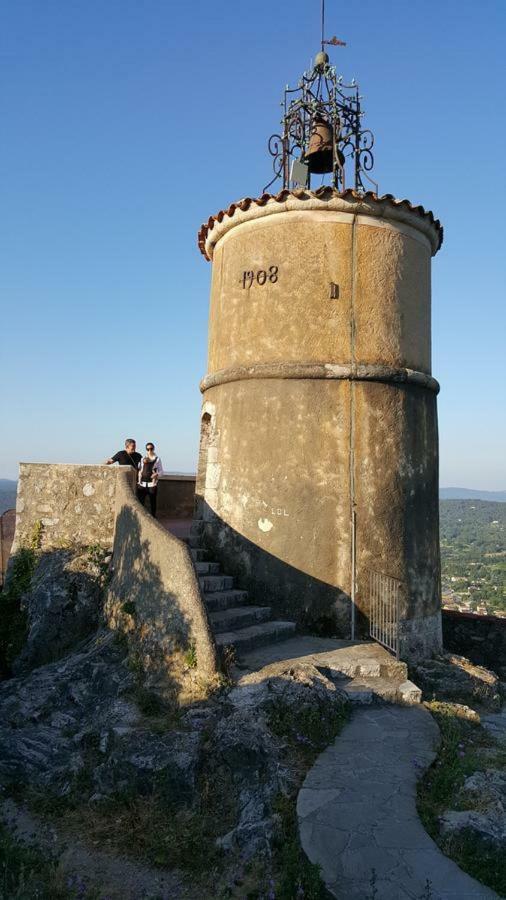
[111,450,142,469]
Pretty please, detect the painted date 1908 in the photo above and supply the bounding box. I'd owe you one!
[241,266,278,288]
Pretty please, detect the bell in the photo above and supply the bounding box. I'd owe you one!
[306,117,334,174]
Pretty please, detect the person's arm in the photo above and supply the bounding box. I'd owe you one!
[105,452,120,465]
[153,457,164,480]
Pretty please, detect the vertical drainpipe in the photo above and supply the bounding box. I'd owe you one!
[349,214,358,641]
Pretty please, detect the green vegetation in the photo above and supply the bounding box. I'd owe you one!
[121,599,137,617]
[29,760,237,879]
[440,500,506,615]
[86,543,111,584]
[418,702,506,896]
[267,696,349,765]
[262,696,350,898]
[184,642,198,669]
[0,822,70,899]
[269,793,327,900]
[0,521,43,678]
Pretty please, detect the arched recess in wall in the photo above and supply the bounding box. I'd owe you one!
[195,410,212,519]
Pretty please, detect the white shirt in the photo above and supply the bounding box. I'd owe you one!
[138,455,164,487]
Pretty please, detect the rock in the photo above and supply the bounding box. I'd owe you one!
[428,701,481,724]
[412,653,501,710]
[440,808,505,850]
[0,631,136,792]
[440,768,506,853]
[460,769,506,811]
[0,587,351,872]
[207,663,349,860]
[94,730,202,800]
[481,708,506,744]
[12,548,110,674]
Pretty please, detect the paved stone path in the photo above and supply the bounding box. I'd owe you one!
[297,705,499,899]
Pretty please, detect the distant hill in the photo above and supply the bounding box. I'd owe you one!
[440,488,506,502]
[0,480,17,515]
[439,498,505,615]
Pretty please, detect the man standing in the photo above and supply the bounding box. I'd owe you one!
[105,439,142,471]
[137,442,163,517]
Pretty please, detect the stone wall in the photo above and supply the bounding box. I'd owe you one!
[156,475,196,519]
[196,191,443,660]
[11,463,135,554]
[105,470,217,677]
[442,610,506,679]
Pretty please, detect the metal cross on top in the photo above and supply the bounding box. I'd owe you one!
[263,1,377,195]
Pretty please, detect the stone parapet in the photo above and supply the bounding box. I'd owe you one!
[106,470,217,676]
[11,463,135,554]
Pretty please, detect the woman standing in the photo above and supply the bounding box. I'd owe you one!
[137,442,163,517]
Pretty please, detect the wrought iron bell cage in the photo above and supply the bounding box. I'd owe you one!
[264,50,377,194]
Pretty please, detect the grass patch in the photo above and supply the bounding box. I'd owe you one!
[184,643,198,669]
[271,793,328,899]
[0,821,69,899]
[261,696,349,898]
[35,765,237,879]
[266,695,350,764]
[418,702,506,896]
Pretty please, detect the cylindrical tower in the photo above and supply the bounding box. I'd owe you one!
[196,189,443,661]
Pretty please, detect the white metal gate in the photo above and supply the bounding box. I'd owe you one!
[368,570,402,659]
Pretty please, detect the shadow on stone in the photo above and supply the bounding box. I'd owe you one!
[196,501,355,638]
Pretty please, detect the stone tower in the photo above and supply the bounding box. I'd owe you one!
[195,53,443,662]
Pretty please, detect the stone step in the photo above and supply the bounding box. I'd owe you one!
[195,561,220,575]
[209,605,272,634]
[337,676,421,706]
[199,574,234,593]
[348,660,407,680]
[190,548,207,562]
[216,620,297,654]
[323,658,408,681]
[190,521,205,537]
[204,590,250,612]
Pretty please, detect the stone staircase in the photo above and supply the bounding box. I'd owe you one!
[187,523,297,656]
[186,523,421,705]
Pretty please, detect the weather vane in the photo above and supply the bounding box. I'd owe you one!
[264,0,377,194]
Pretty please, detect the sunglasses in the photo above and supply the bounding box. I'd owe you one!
[146,446,154,451]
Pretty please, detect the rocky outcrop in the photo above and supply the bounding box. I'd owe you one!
[12,547,110,674]
[412,653,501,710]
[442,610,506,680]
[0,626,349,862]
[440,769,506,852]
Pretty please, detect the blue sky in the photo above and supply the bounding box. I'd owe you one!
[1,0,505,488]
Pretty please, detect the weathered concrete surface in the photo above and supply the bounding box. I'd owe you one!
[105,470,218,677]
[11,463,135,553]
[237,636,408,678]
[297,706,499,899]
[235,636,421,705]
[197,192,443,659]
